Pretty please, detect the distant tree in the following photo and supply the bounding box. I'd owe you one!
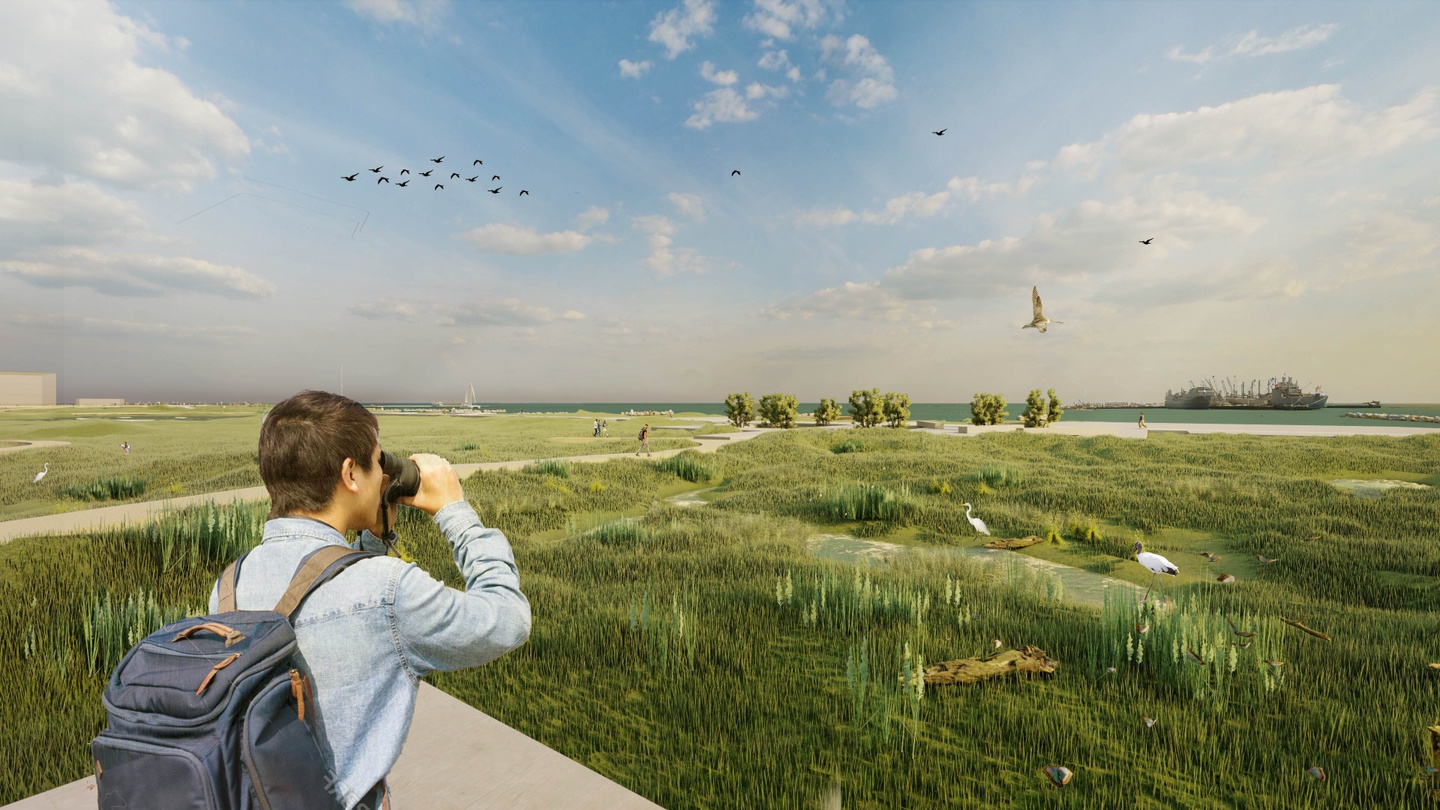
[847,388,885,428]
[882,391,912,428]
[1022,389,1047,427]
[1047,389,1064,424]
[813,397,842,426]
[758,393,799,428]
[970,393,1009,426]
[724,392,755,428]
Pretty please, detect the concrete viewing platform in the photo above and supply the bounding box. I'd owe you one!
[2,682,665,810]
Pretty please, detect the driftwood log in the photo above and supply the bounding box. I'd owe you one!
[923,645,1059,686]
[982,535,1045,550]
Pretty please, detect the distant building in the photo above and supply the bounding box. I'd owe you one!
[76,398,126,406]
[0,372,57,406]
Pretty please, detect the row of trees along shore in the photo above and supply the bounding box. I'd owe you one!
[722,389,1064,428]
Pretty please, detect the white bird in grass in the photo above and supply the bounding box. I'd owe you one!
[963,503,990,536]
[1131,540,1177,603]
[33,463,48,484]
[1022,286,1063,333]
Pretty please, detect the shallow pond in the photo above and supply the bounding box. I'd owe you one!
[804,533,1145,610]
[1329,479,1433,498]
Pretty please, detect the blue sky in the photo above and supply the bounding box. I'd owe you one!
[1,0,1437,403]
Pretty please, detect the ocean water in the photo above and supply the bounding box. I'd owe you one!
[365,402,1440,429]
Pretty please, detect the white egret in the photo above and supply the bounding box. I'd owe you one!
[963,503,990,536]
[1131,540,1177,603]
[1022,286,1063,333]
[32,463,48,484]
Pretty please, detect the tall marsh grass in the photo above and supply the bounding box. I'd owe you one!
[57,475,149,502]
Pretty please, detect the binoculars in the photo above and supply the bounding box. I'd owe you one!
[379,451,421,504]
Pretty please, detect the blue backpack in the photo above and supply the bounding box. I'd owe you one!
[91,544,380,810]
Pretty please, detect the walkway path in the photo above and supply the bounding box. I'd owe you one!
[0,428,772,544]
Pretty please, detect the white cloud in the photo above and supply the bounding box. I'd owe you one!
[459,223,593,255]
[744,0,830,41]
[700,61,739,87]
[0,0,250,191]
[350,301,422,321]
[3,247,275,299]
[633,214,706,276]
[345,0,449,26]
[1050,85,1439,178]
[667,192,706,221]
[0,179,149,250]
[793,207,856,227]
[439,299,583,328]
[820,34,897,109]
[758,50,804,83]
[861,191,950,224]
[575,206,610,230]
[746,82,789,100]
[685,88,760,129]
[761,280,954,328]
[1168,23,1339,64]
[619,59,653,79]
[648,0,716,60]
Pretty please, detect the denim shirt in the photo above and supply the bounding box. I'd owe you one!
[206,501,531,809]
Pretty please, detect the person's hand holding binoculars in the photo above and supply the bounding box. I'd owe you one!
[380,451,465,516]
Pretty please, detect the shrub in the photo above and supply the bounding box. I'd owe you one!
[1022,389,1048,428]
[928,479,952,495]
[847,388,885,428]
[725,392,755,428]
[882,392,912,428]
[456,442,482,451]
[1047,388,1065,424]
[970,393,1008,425]
[758,393,799,428]
[813,398,842,426]
[831,440,864,454]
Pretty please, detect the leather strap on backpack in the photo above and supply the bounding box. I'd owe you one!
[273,545,381,620]
[217,550,251,613]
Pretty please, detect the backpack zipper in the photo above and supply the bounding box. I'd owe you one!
[195,652,241,696]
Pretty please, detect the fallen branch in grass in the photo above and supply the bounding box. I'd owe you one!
[1278,616,1332,642]
[924,645,1058,685]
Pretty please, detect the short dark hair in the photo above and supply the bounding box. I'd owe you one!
[258,390,378,519]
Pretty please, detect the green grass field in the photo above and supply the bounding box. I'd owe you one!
[0,405,729,521]
[2,414,1439,807]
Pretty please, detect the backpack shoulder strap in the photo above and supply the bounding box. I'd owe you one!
[217,549,252,613]
[274,545,382,621]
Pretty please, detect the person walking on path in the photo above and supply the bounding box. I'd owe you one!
[1138,413,1147,429]
[636,423,651,456]
[207,390,530,809]
[593,418,600,437]
[601,419,609,437]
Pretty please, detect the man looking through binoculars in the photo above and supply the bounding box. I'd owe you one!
[207,390,531,809]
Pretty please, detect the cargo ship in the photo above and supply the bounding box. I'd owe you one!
[1164,376,1328,410]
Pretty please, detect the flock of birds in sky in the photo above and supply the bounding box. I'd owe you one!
[344,156,528,196]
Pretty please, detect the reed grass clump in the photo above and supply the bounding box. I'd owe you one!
[976,464,1024,488]
[831,440,865,454]
[527,458,572,478]
[654,451,717,483]
[57,475,149,502]
[818,482,915,522]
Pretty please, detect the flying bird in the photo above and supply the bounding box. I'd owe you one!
[1200,551,1222,562]
[33,463,48,484]
[519,190,529,196]
[1305,766,1326,782]
[473,159,483,165]
[396,180,409,187]
[1141,716,1157,728]
[963,503,990,536]
[369,166,383,173]
[377,176,389,184]
[1263,660,1285,669]
[419,170,433,177]
[1100,666,1117,678]
[400,169,410,175]
[1217,573,1236,583]
[491,175,500,181]
[430,156,445,163]
[120,442,129,454]
[1132,541,1177,603]
[932,128,946,136]
[731,170,741,176]
[1022,286,1063,333]
[992,638,1003,650]
[1139,237,1154,245]
[1232,641,1253,650]
[434,184,444,190]
[466,176,478,182]
[342,173,359,181]
[450,172,460,179]
[1256,554,1280,565]
[1135,622,1149,635]
[1043,766,1072,787]
[1185,647,1206,665]
[488,187,502,194]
